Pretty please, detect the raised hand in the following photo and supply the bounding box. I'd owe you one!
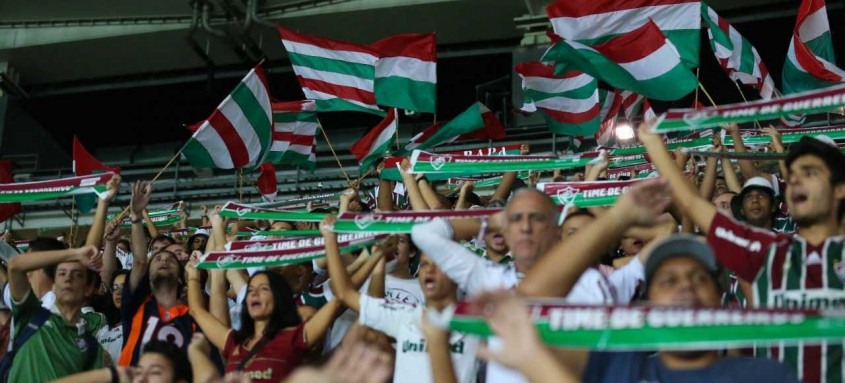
[185,258,200,281]
[616,177,672,226]
[320,214,337,236]
[129,180,152,216]
[73,245,103,272]
[474,290,543,370]
[637,121,663,146]
[104,220,121,242]
[762,125,785,153]
[102,174,121,203]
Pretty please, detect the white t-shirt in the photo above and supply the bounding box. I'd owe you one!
[325,274,425,350]
[98,324,124,363]
[359,295,480,383]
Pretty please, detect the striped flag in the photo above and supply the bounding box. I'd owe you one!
[73,136,120,213]
[351,108,398,173]
[183,65,272,170]
[546,0,700,68]
[543,20,697,101]
[268,100,317,171]
[256,163,278,202]
[596,89,621,146]
[702,3,775,99]
[372,33,437,113]
[278,27,385,115]
[516,62,599,136]
[399,102,505,154]
[782,0,845,95]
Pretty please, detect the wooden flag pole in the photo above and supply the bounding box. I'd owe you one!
[732,81,764,129]
[694,68,701,107]
[110,146,185,224]
[316,118,352,184]
[697,82,719,110]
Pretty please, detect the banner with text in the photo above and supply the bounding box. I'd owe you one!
[219,202,328,222]
[409,150,601,174]
[0,173,115,203]
[332,209,500,234]
[537,179,643,207]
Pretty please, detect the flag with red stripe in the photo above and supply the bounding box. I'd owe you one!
[183,65,273,170]
[782,0,845,94]
[372,33,437,113]
[268,100,317,171]
[398,102,505,155]
[279,27,385,116]
[516,62,599,135]
[351,108,398,173]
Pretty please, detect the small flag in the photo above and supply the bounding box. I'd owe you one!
[516,62,599,136]
[268,100,318,172]
[782,0,845,94]
[351,108,398,173]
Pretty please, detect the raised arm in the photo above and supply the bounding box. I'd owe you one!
[100,220,121,286]
[639,123,717,232]
[454,181,474,210]
[763,126,788,180]
[8,246,102,302]
[421,312,458,383]
[721,153,743,193]
[411,218,490,294]
[727,123,761,180]
[519,178,671,298]
[185,259,230,351]
[322,215,361,312]
[400,158,430,211]
[142,209,159,239]
[128,181,152,293]
[417,178,445,210]
[377,167,396,212]
[85,174,120,250]
[699,145,721,199]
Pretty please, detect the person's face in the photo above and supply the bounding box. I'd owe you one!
[714,179,728,196]
[149,251,179,281]
[112,273,126,308]
[117,242,130,254]
[416,254,457,301]
[190,236,207,251]
[712,193,734,216]
[133,352,175,383]
[619,237,644,257]
[52,262,88,306]
[740,189,773,226]
[165,244,188,263]
[647,257,721,307]
[503,192,559,266]
[561,215,595,240]
[151,240,171,254]
[396,235,415,263]
[787,155,845,226]
[246,274,275,321]
[483,228,508,254]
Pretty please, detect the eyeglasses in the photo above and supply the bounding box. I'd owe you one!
[111,284,124,293]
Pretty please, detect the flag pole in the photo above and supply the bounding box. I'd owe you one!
[697,82,719,110]
[316,118,352,184]
[110,145,186,223]
[694,68,701,107]
[732,81,764,129]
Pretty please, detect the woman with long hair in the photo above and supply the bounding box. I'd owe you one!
[185,264,342,382]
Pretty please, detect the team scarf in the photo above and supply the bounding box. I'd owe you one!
[409,150,602,175]
[108,202,184,228]
[331,209,500,234]
[444,300,845,350]
[199,233,382,269]
[608,163,656,179]
[0,173,115,203]
[219,201,328,222]
[381,144,523,182]
[235,229,322,238]
[652,83,845,133]
[537,179,644,208]
[446,172,531,191]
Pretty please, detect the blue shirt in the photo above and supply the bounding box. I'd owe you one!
[583,351,799,383]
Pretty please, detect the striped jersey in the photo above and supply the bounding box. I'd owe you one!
[708,211,845,383]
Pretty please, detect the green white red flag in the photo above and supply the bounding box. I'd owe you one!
[372,33,437,113]
[278,27,384,115]
[73,136,120,213]
[702,3,775,99]
[399,102,505,155]
[350,108,398,173]
[516,62,599,136]
[267,100,317,171]
[782,0,845,95]
[546,0,700,68]
[183,65,272,170]
[543,20,697,101]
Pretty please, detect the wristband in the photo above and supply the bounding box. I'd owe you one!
[130,216,142,224]
[108,365,118,383]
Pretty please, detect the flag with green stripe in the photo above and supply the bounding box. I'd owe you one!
[268,100,317,171]
[183,65,272,170]
[351,108,398,173]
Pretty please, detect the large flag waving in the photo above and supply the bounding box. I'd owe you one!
[183,65,272,170]
[543,21,697,101]
[372,33,437,113]
[702,2,775,99]
[782,0,845,94]
[516,62,599,136]
[351,108,398,172]
[73,136,120,213]
[399,102,505,154]
[268,100,317,172]
[546,0,700,68]
[278,27,384,115]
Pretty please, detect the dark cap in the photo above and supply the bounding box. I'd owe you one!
[644,234,718,284]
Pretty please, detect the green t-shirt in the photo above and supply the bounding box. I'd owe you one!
[9,290,107,383]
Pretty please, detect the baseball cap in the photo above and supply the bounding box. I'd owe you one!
[644,234,719,286]
[730,176,775,220]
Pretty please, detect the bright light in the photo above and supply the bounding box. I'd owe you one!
[615,123,635,140]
